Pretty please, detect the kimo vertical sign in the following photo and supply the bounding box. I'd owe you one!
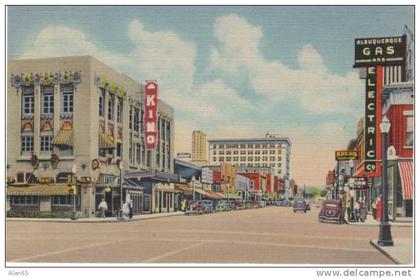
[144,81,158,150]
[364,67,377,173]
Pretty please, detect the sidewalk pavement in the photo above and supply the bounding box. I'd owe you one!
[345,213,412,227]
[344,213,413,265]
[6,211,185,223]
[370,239,413,265]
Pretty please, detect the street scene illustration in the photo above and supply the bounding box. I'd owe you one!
[5,6,414,266]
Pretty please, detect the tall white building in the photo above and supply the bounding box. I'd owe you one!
[191,130,208,164]
[208,134,291,194]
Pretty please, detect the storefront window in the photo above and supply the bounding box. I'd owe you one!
[405,116,413,147]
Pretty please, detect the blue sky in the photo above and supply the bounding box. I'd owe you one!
[7,6,414,186]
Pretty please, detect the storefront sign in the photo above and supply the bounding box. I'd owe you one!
[335,150,358,161]
[354,35,406,67]
[349,177,368,190]
[364,66,377,173]
[176,152,191,158]
[144,81,158,150]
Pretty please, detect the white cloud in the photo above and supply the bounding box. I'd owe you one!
[210,14,364,113]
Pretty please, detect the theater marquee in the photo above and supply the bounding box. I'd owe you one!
[144,81,158,150]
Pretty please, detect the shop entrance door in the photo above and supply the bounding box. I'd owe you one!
[105,190,113,217]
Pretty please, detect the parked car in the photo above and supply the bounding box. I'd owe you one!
[227,200,236,210]
[235,200,245,210]
[319,200,345,224]
[201,200,215,213]
[279,200,292,207]
[185,200,204,215]
[293,198,308,213]
[215,200,229,212]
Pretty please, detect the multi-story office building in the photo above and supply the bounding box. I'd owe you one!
[208,134,292,194]
[7,56,175,217]
[191,130,208,164]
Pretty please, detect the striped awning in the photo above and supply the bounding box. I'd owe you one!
[398,161,413,200]
[7,184,71,196]
[52,129,73,146]
[175,184,192,196]
[99,132,116,149]
[194,189,214,199]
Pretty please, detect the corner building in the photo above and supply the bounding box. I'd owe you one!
[7,56,174,217]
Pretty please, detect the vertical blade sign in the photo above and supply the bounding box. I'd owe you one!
[144,81,158,150]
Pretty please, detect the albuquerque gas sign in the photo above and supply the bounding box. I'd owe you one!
[144,81,158,150]
[354,35,406,67]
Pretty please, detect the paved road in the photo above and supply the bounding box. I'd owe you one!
[6,206,412,265]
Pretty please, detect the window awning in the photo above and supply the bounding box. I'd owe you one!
[194,188,214,199]
[224,192,242,199]
[175,184,192,196]
[52,129,73,146]
[99,132,116,149]
[398,161,413,200]
[7,184,71,196]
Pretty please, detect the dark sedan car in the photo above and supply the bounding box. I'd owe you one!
[293,198,308,213]
[319,200,345,224]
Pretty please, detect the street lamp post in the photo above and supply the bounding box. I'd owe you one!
[378,115,393,246]
[71,164,77,220]
[118,161,124,220]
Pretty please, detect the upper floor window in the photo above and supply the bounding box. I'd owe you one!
[99,91,105,117]
[42,93,54,114]
[406,115,413,147]
[129,105,133,130]
[22,94,34,115]
[40,135,53,152]
[134,108,139,133]
[21,135,34,153]
[108,96,114,121]
[62,92,73,113]
[117,100,122,123]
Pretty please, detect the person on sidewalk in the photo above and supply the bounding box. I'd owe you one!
[98,199,108,218]
[345,197,352,221]
[128,199,133,219]
[376,195,383,222]
[360,201,368,222]
[371,200,377,220]
[354,200,361,222]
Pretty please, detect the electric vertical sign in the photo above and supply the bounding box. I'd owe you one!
[144,81,158,150]
[364,67,377,173]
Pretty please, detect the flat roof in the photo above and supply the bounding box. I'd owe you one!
[208,137,291,146]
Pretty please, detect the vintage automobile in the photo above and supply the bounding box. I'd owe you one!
[234,200,245,210]
[293,198,308,213]
[201,200,215,213]
[319,200,345,224]
[185,200,205,215]
[215,200,229,212]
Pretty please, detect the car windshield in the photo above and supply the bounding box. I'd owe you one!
[325,203,338,208]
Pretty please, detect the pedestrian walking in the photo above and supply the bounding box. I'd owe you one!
[345,197,352,221]
[354,200,361,222]
[98,199,108,218]
[371,201,377,220]
[376,195,383,222]
[128,199,133,219]
[359,201,368,222]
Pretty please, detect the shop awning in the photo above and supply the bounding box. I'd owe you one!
[155,187,182,193]
[214,192,225,198]
[194,188,214,199]
[207,192,222,199]
[99,132,116,149]
[398,161,413,200]
[175,184,192,196]
[7,184,71,196]
[52,129,73,146]
[223,192,242,199]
